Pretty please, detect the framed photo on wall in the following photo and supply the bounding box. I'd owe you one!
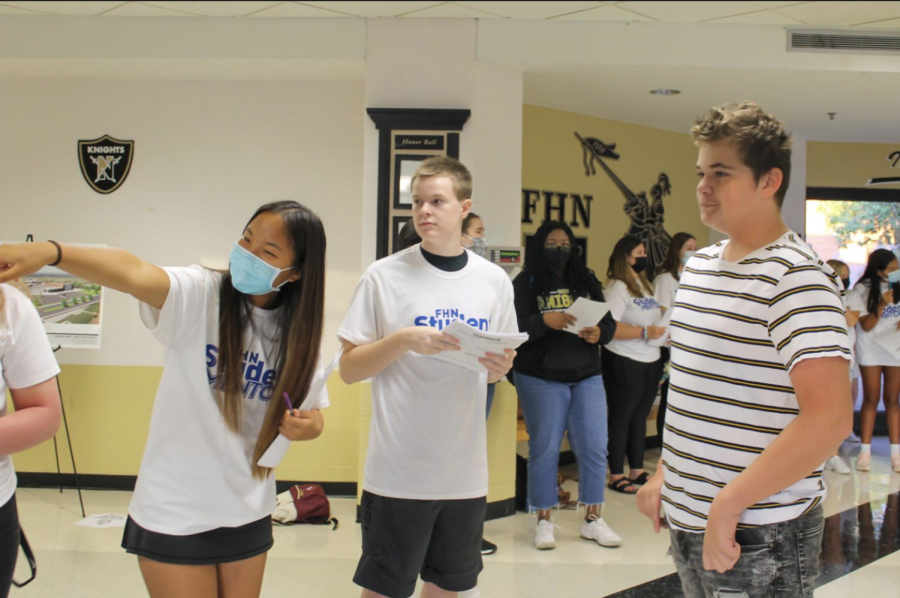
[393,154,430,210]
[392,215,412,254]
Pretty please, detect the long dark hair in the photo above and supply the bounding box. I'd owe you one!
[217,201,326,479]
[523,221,598,296]
[607,235,654,298]
[658,232,696,281]
[860,248,898,315]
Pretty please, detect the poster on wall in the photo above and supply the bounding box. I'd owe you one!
[3,242,106,349]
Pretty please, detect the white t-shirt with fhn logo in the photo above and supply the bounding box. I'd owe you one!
[338,246,518,500]
[131,266,329,536]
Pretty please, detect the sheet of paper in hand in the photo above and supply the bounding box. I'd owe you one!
[258,349,342,468]
[562,297,610,335]
[429,320,528,373]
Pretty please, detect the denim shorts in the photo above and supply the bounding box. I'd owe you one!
[669,506,824,598]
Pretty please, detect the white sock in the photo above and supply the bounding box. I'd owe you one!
[861,444,871,455]
[892,444,900,457]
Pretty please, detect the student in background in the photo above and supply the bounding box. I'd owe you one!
[0,201,329,598]
[652,232,697,438]
[849,248,900,472]
[512,220,622,551]
[461,212,488,259]
[602,236,666,495]
[824,259,859,474]
[0,282,61,598]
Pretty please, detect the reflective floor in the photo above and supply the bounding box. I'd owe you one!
[12,438,898,597]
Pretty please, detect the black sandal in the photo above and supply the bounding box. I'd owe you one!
[608,477,638,495]
[630,472,651,486]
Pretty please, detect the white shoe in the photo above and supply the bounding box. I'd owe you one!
[825,456,851,475]
[580,514,623,548]
[856,452,871,472]
[892,455,900,473]
[534,518,557,550]
[458,589,481,598]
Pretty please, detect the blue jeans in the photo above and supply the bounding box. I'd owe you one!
[669,506,824,598]
[515,372,608,510]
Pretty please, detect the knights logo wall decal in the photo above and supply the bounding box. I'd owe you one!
[575,131,671,278]
[78,134,134,194]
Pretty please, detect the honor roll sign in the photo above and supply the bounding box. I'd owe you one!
[78,134,135,194]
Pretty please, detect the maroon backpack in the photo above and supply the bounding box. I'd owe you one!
[273,484,339,530]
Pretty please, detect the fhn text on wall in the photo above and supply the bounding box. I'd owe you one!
[521,189,592,228]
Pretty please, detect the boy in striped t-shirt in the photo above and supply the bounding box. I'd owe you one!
[637,102,852,597]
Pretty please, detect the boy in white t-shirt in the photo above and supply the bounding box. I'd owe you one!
[339,157,517,598]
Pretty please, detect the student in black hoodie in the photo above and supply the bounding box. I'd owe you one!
[513,221,622,551]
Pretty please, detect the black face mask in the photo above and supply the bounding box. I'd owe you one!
[841,277,851,290]
[632,256,649,274]
[544,247,571,270]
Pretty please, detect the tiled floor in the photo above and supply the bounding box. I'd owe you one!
[11,439,899,597]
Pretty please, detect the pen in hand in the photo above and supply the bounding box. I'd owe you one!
[283,392,295,417]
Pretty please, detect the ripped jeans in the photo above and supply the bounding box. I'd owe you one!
[669,506,824,598]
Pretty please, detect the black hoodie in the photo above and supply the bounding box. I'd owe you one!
[512,271,617,383]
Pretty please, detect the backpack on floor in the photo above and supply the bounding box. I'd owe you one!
[273,484,339,530]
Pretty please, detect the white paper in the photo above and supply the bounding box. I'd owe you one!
[562,297,610,335]
[429,320,529,373]
[75,513,126,529]
[647,308,673,348]
[258,349,342,468]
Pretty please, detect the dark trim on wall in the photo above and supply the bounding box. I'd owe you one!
[807,186,900,202]
[447,133,460,159]
[376,128,392,259]
[367,108,471,131]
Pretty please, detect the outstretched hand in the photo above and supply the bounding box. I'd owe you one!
[0,243,56,284]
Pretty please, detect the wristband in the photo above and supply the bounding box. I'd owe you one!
[47,240,62,267]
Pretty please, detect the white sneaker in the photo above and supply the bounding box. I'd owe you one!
[825,456,851,475]
[534,518,557,550]
[892,455,900,473]
[580,515,623,548]
[856,452,871,472]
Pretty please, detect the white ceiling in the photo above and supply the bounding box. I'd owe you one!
[1,2,899,142]
[1,1,900,27]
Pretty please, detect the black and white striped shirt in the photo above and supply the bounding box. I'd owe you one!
[661,232,851,532]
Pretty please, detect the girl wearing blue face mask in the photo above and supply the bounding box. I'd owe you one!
[850,248,900,473]
[651,232,697,439]
[0,201,328,598]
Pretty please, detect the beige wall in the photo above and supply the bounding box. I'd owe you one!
[521,104,706,277]
[807,142,900,190]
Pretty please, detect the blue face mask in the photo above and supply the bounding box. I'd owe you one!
[681,251,696,266]
[888,270,900,285]
[229,241,294,296]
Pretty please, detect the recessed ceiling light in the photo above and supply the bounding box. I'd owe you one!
[650,89,681,96]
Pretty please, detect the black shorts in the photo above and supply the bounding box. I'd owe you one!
[354,491,486,598]
[121,515,273,565]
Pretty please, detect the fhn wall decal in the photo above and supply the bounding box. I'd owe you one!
[78,134,135,194]
[867,150,900,186]
[575,131,671,276]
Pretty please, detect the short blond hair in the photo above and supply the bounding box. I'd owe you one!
[691,101,792,207]
[410,156,473,201]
